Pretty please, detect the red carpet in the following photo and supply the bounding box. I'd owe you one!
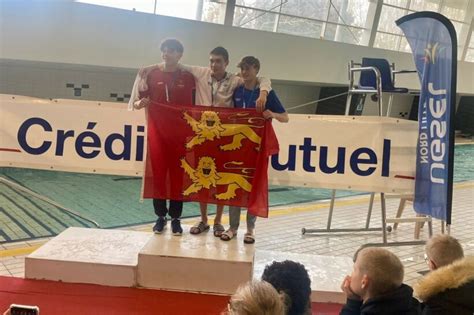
[0,276,342,314]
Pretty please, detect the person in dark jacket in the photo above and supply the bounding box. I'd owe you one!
[415,234,474,315]
[339,247,420,315]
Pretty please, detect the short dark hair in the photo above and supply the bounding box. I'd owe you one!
[160,38,184,53]
[238,56,260,71]
[261,260,311,315]
[210,46,229,62]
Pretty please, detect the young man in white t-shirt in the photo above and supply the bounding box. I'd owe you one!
[180,47,272,237]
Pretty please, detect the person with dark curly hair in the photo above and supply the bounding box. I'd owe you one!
[261,260,312,315]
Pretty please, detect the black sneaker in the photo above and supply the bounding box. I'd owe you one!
[171,218,183,236]
[153,217,167,234]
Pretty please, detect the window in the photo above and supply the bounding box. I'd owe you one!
[234,0,373,45]
[201,0,228,24]
[154,0,201,20]
[76,0,155,14]
[440,1,469,21]
[374,32,401,50]
[409,0,440,12]
[277,16,323,39]
[76,0,226,24]
[324,24,365,45]
[233,6,278,31]
[378,5,406,34]
[375,0,472,61]
[465,32,474,62]
[280,0,329,21]
[236,0,282,11]
[75,0,474,62]
[465,48,474,62]
[326,0,370,28]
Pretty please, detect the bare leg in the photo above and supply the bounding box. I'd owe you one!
[214,204,224,225]
[199,202,208,224]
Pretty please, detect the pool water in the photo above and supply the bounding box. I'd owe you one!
[0,145,472,243]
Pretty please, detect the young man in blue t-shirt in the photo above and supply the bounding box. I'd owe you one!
[221,56,288,244]
[233,56,289,122]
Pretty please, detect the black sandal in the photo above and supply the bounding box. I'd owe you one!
[220,229,237,241]
[243,232,255,244]
[190,222,210,235]
[213,224,225,237]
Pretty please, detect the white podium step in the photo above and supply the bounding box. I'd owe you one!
[254,250,353,303]
[137,227,254,295]
[24,227,350,303]
[25,227,152,287]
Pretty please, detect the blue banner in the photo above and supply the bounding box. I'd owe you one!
[396,12,457,224]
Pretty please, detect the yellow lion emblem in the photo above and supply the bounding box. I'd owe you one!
[183,111,262,151]
[180,156,252,200]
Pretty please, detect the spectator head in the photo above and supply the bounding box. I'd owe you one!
[351,247,404,300]
[226,280,286,315]
[261,260,312,315]
[425,234,464,270]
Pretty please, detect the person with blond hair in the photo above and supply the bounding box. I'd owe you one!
[340,247,420,314]
[225,280,287,315]
[415,234,474,315]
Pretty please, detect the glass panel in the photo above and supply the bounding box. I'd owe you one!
[469,34,474,48]
[324,23,365,45]
[76,0,155,13]
[457,46,464,60]
[277,15,323,38]
[155,0,200,20]
[327,0,371,28]
[465,48,474,62]
[399,36,412,53]
[409,0,440,12]
[440,0,469,22]
[233,7,278,31]
[280,0,330,21]
[451,21,468,41]
[374,32,401,50]
[383,0,408,8]
[201,0,227,24]
[398,37,462,59]
[236,0,283,11]
[378,5,406,34]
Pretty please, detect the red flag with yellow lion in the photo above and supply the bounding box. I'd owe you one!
[143,102,279,218]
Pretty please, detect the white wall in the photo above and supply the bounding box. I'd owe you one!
[362,93,415,118]
[273,84,320,114]
[0,59,320,113]
[1,0,473,94]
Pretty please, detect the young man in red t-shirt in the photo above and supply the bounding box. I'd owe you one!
[131,39,196,235]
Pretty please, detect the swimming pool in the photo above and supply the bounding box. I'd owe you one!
[1,144,472,243]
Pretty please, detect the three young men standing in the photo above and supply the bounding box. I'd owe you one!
[130,40,287,244]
